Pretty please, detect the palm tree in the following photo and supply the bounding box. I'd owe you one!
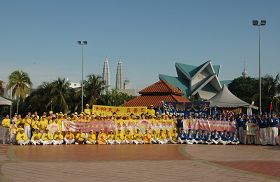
[49,78,70,113]
[0,80,4,96]
[7,70,32,113]
[84,74,106,105]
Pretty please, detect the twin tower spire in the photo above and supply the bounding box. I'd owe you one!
[102,58,124,90]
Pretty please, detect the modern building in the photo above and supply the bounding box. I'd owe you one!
[69,82,81,89]
[159,60,222,100]
[116,61,123,90]
[102,57,111,90]
[124,80,189,107]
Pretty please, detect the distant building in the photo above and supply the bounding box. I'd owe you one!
[102,58,111,90]
[69,82,81,89]
[242,62,249,78]
[159,60,223,100]
[116,61,123,89]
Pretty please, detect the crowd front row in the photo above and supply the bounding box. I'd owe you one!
[14,127,240,146]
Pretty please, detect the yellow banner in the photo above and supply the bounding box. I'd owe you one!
[92,105,147,116]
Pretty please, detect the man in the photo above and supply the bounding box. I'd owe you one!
[40,129,53,145]
[2,115,11,144]
[64,131,75,144]
[158,129,168,144]
[53,131,64,145]
[107,130,115,145]
[9,122,18,144]
[236,115,245,144]
[115,129,125,144]
[168,128,178,144]
[23,114,32,140]
[16,128,29,145]
[133,128,144,144]
[97,129,107,144]
[84,104,91,115]
[124,129,133,144]
[268,113,279,146]
[178,128,186,144]
[86,130,97,144]
[143,129,152,144]
[75,130,86,144]
[30,129,42,145]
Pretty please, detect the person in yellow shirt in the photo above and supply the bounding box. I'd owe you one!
[158,129,168,144]
[97,129,107,144]
[2,115,11,144]
[143,129,152,144]
[31,117,40,131]
[86,130,97,144]
[16,128,29,145]
[40,129,53,145]
[52,131,64,145]
[168,128,178,144]
[64,131,75,144]
[30,129,42,145]
[75,130,86,144]
[9,122,18,144]
[133,128,144,144]
[151,129,159,144]
[107,130,115,145]
[124,129,133,144]
[23,115,32,140]
[84,104,91,115]
[115,129,125,144]
[39,116,48,131]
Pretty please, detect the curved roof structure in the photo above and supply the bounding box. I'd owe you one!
[159,60,222,100]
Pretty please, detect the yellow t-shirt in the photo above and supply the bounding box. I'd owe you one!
[16,132,28,141]
[31,133,42,140]
[2,118,11,128]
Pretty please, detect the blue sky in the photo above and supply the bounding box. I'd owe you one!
[0,0,279,89]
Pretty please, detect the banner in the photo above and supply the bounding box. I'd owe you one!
[61,119,176,133]
[62,120,115,132]
[92,105,147,116]
[163,101,210,116]
[183,119,236,132]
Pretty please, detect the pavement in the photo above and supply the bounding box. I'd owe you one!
[1,144,280,182]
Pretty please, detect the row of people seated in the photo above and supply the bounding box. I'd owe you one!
[15,128,239,145]
[178,129,239,145]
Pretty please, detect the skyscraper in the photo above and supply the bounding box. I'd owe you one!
[102,57,110,90]
[116,61,123,89]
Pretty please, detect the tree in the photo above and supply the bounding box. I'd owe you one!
[261,74,280,113]
[0,80,4,96]
[49,78,70,113]
[84,74,106,106]
[228,76,258,104]
[99,89,133,106]
[7,70,32,113]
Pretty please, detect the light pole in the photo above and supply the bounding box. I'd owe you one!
[77,40,87,113]
[252,20,266,115]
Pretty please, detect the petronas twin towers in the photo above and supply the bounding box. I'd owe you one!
[102,58,124,90]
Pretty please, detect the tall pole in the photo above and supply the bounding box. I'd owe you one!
[258,26,261,115]
[252,20,266,115]
[81,45,84,113]
[77,41,87,113]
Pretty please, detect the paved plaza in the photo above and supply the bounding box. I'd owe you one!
[0,144,280,182]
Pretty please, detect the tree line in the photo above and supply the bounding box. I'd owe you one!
[0,70,133,115]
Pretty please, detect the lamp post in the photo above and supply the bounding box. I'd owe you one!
[77,41,87,113]
[252,20,266,115]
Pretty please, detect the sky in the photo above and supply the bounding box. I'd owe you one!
[0,0,279,89]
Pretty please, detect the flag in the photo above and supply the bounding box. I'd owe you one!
[269,102,273,111]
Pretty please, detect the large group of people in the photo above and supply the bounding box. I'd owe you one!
[1,107,279,146]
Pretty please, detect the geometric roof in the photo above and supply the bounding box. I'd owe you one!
[159,60,222,100]
[209,85,250,108]
[124,80,189,107]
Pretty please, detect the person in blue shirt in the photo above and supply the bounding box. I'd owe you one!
[268,113,279,146]
[231,132,240,145]
[211,130,220,145]
[258,115,268,145]
[193,130,203,144]
[201,130,208,144]
[178,128,186,144]
[220,130,228,145]
[205,131,213,145]
[236,115,245,144]
[186,129,194,144]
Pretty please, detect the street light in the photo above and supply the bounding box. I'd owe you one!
[252,19,266,115]
[77,40,87,113]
